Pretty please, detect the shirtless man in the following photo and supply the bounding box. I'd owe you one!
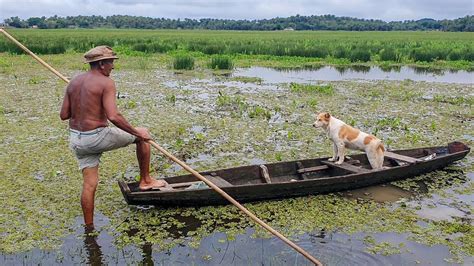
[60,46,166,226]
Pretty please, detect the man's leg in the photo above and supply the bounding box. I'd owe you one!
[81,166,99,226]
[135,128,167,190]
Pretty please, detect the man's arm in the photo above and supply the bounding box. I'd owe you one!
[102,80,149,140]
[60,88,71,120]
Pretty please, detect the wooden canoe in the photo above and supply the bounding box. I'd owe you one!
[118,141,470,206]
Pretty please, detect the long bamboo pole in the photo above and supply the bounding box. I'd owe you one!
[0,28,322,266]
[0,28,69,83]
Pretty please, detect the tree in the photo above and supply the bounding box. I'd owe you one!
[5,16,28,28]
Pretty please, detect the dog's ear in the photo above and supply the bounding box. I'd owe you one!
[324,113,330,119]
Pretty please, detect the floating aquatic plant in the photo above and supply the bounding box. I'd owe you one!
[0,53,472,264]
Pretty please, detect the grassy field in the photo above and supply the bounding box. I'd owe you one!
[1,29,473,70]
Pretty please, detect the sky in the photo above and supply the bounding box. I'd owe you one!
[0,0,472,23]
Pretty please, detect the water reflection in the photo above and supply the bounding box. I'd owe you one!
[334,65,348,74]
[412,66,445,75]
[83,225,104,266]
[348,65,371,73]
[118,227,392,265]
[379,65,401,72]
[234,66,474,84]
[141,243,153,265]
[303,64,325,71]
[125,227,465,265]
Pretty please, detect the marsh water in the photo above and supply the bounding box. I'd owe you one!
[234,66,474,84]
[2,179,472,265]
[1,212,468,266]
[1,55,473,265]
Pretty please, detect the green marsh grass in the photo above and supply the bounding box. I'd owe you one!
[124,100,137,109]
[216,91,246,108]
[379,47,402,62]
[1,29,473,69]
[208,55,234,70]
[350,48,372,62]
[289,83,334,94]
[248,105,272,120]
[432,95,473,105]
[231,76,263,84]
[136,58,151,70]
[165,94,177,104]
[306,98,318,108]
[332,46,349,59]
[173,54,195,70]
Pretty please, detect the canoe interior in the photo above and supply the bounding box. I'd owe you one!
[125,142,468,194]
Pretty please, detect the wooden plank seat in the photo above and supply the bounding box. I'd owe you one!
[384,151,422,164]
[297,165,329,174]
[296,162,329,180]
[168,173,233,189]
[321,160,371,173]
[168,181,201,188]
[203,174,233,187]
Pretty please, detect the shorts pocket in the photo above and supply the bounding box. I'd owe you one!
[69,136,79,151]
[82,129,109,151]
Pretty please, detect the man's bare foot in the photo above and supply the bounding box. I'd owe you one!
[139,178,169,190]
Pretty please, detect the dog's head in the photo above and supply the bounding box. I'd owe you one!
[313,112,331,128]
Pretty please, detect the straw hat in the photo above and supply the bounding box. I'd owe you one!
[83,45,119,63]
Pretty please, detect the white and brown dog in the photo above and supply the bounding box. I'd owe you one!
[313,112,385,169]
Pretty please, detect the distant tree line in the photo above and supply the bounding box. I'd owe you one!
[3,14,473,31]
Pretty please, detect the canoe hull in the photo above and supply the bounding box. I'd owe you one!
[118,142,470,206]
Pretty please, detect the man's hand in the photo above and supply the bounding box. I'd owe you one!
[135,127,151,141]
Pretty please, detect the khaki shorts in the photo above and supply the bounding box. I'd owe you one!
[69,127,136,170]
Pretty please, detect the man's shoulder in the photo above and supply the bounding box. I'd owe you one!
[68,72,114,94]
[71,72,98,86]
[89,71,114,83]
[75,72,114,85]
[69,72,85,82]
[100,75,115,88]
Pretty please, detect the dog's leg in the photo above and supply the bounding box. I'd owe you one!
[366,145,384,169]
[375,144,385,169]
[335,142,345,164]
[366,150,378,169]
[328,142,337,161]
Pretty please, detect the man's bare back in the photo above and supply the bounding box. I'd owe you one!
[60,59,138,135]
[65,72,111,131]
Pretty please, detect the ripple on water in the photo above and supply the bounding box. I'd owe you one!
[415,203,468,221]
[130,228,396,265]
[291,240,392,265]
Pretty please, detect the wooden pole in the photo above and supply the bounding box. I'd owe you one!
[148,141,322,265]
[0,28,70,83]
[0,28,322,266]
